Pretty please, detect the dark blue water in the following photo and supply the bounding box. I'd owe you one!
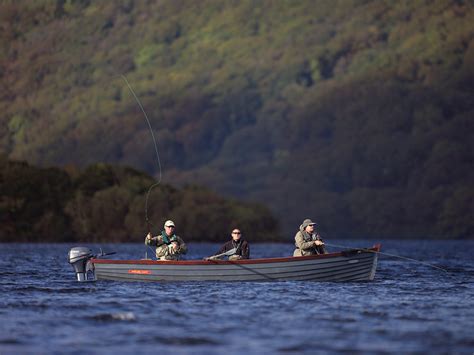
[0,241,473,354]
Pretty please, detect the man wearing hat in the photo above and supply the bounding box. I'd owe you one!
[145,220,188,260]
[293,218,327,256]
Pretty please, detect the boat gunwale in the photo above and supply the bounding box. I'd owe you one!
[91,244,381,266]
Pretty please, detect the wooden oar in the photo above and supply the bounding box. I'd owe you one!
[204,247,237,260]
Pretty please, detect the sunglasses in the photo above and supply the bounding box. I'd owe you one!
[165,225,175,228]
[232,231,241,235]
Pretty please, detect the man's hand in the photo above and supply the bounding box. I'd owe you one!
[171,241,179,251]
[146,232,152,241]
[314,240,324,246]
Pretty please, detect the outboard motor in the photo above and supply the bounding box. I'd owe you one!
[68,247,96,282]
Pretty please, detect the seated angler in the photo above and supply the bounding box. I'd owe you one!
[206,228,250,261]
[293,218,327,257]
[145,220,188,260]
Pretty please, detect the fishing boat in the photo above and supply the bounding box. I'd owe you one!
[68,244,381,282]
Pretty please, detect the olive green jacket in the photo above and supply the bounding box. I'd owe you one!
[293,229,326,256]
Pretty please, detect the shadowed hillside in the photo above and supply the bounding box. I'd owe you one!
[1,0,473,238]
[0,156,279,242]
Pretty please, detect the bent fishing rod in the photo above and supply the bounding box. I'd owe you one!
[121,74,163,258]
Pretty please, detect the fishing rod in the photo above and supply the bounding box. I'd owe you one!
[121,74,163,258]
[325,242,449,273]
[121,75,162,226]
[204,247,238,260]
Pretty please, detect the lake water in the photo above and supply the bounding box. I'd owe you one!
[0,241,473,354]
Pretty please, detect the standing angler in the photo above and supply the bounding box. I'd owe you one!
[293,219,327,256]
[145,220,188,260]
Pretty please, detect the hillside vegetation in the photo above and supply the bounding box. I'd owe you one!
[1,0,473,238]
[0,156,278,242]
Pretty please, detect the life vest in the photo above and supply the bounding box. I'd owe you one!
[161,231,178,245]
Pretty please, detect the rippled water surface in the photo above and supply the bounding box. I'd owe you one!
[1,241,473,354]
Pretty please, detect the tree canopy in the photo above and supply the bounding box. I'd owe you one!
[0,156,279,242]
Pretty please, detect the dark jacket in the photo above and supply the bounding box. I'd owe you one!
[217,239,250,259]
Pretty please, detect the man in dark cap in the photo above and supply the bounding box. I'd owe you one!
[293,218,327,256]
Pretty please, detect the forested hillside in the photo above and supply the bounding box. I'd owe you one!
[1,0,473,238]
[0,156,278,242]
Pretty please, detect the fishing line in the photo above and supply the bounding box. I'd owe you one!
[325,242,449,273]
[121,74,163,259]
[121,74,162,231]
